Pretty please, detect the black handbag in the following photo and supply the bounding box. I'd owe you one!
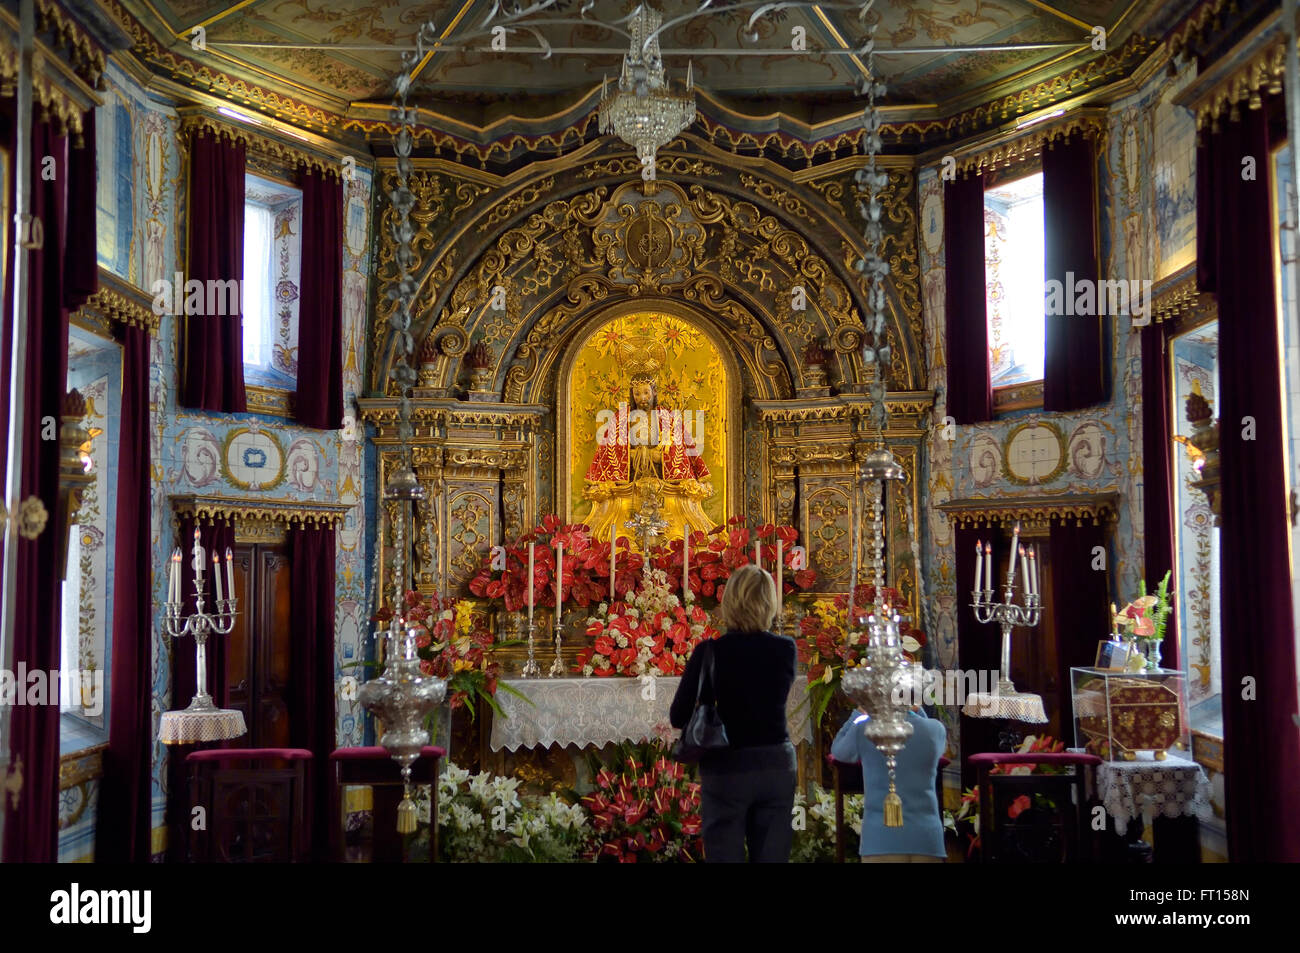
[672,640,729,763]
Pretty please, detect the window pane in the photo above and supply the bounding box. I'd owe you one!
[243,202,274,367]
[985,173,1046,387]
[59,531,81,713]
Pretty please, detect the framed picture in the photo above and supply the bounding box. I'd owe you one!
[1095,639,1131,671]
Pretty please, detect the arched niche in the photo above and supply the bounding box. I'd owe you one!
[554,300,745,535]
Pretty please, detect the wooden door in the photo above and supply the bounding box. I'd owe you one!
[227,543,293,748]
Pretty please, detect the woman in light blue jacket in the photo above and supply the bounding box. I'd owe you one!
[831,707,946,862]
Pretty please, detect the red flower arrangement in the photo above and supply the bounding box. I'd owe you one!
[580,743,703,863]
[467,515,629,612]
[575,570,720,677]
[468,515,818,614]
[666,517,817,606]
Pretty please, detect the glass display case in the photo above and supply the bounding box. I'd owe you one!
[1069,667,1190,761]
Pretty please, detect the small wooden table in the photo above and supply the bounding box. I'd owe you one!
[330,746,445,863]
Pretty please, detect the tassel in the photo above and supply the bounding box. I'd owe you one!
[396,784,417,834]
[884,789,903,828]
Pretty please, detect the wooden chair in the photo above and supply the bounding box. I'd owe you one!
[185,748,313,863]
[329,746,445,862]
[967,752,1102,863]
[832,756,950,862]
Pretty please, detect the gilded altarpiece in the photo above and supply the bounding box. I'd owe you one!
[359,134,932,775]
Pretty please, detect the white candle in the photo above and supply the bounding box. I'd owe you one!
[225,548,235,604]
[555,541,564,618]
[212,551,224,603]
[753,537,760,568]
[1008,523,1020,587]
[682,527,690,604]
[984,542,992,592]
[609,525,617,601]
[192,527,205,588]
[776,538,783,601]
[527,542,535,626]
[1029,546,1039,596]
[974,540,983,598]
[1019,544,1029,594]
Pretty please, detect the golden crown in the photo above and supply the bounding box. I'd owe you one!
[615,333,668,383]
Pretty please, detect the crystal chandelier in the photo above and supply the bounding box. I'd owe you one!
[598,4,695,168]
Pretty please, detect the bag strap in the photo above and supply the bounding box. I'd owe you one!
[695,639,716,708]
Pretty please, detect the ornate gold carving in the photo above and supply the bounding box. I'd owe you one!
[479,177,557,233]
[938,493,1120,528]
[949,112,1108,178]
[449,492,492,589]
[580,155,721,179]
[178,113,343,178]
[171,495,351,529]
[73,269,159,334]
[244,385,294,418]
[1192,33,1285,130]
[739,172,816,224]
[806,490,851,582]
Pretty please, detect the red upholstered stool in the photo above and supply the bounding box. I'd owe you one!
[832,755,950,862]
[330,746,445,863]
[185,748,314,862]
[967,752,1102,863]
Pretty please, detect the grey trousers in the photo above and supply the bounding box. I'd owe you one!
[698,743,797,863]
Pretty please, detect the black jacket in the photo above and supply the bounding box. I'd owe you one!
[669,630,797,748]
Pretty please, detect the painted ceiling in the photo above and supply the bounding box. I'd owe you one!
[115,1,1193,120]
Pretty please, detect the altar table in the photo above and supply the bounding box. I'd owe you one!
[490,676,812,752]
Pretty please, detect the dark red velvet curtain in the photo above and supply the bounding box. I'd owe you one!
[294,167,344,430]
[1043,133,1107,411]
[1196,103,1300,862]
[288,524,336,858]
[1047,520,1111,720]
[1,114,97,863]
[1140,321,1178,669]
[96,324,153,863]
[944,173,992,424]
[180,129,246,413]
[956,524,1000,788]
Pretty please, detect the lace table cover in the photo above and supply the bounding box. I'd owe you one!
[962,691,1048,724]
[159,708,247,745]
[490,676,812,752]
[1094,752,1213,836]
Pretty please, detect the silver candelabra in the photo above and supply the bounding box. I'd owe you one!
[165,530,237,713]
[970,525,1042,696]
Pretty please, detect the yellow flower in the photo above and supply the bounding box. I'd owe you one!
[453,658,475,673]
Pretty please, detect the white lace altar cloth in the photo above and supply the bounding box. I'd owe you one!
[490,676,812,752]
[1094,752,1213,836]
[961,691,1048,724]
[159,708,247,745]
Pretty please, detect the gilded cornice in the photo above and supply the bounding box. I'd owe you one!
[1174,11,1285,129]
[73,268,158,334]
[178,112,343,178]
[170,495,352,529]
[245,385,293,418]
[945,110,1108,178]
[357,398,548,436]
[0,10,101,137]
[1150,264,1215,327]
[35,0,107,91]
[99,0,338,133]
[937,493,1120,528]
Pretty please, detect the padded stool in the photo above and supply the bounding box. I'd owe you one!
[329,746,445,862]
[185,748,313,862]
[967,752,1102,863]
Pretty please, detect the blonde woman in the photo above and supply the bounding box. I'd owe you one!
[669,564,797,862]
